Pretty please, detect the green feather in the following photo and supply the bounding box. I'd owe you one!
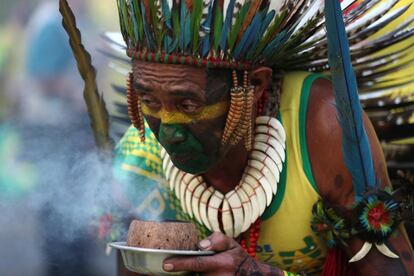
[149,0,163,49]
[171,2,180,48]
[131,0,144,45]
[116,0,128,42]
[255,9,287,56]
[273,16,319,61]
[120,0,135,46]
[228,2,250,51]
[191,0,203,53]
[212,3,223,53]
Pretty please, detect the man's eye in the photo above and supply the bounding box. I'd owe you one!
[179,100,202,114]
[141,97,161,109]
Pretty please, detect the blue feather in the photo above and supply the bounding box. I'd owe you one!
[259,10,275,38]
[160,0,174,53]
[261,29,290,58]
[324,0,376,198]
[233,12,264,59]
[167,38,178,54]
[129,1,140,43]
[246,9,275,59]
[201,1,214,57]
[219,0,236,51]
[180,2,191,51]
[161,0,172,29]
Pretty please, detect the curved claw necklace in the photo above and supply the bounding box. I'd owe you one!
[160,116,286,238]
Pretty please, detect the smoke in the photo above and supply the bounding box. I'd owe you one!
[0,114,117,275]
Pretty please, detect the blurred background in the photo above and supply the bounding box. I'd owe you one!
[0,0,413,276]
[0,0,122,275]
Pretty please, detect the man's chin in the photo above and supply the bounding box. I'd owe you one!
[171,155,210,175]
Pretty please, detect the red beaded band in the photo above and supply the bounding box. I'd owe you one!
[241,219,262,258]
[127,49,253,70]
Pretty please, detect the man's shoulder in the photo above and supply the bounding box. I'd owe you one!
[305,78,357,204]
[114,125,164,181]
[279,71,330,112]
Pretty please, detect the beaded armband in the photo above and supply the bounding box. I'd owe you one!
[311,171,414,262]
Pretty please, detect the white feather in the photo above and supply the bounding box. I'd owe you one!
[345,0,399,34]
[269,0,287,14]
[108,62,129,76]
[104,32,127,55]
[223,0,230,21]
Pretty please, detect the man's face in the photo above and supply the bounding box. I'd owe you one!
[132,61,231,174]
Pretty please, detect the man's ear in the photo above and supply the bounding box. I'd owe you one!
[250,67,272,103]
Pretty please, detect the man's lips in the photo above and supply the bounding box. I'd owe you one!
[171,152,193,163]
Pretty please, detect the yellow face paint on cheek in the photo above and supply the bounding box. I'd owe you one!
[142,101,229,124]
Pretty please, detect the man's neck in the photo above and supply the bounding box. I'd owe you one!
[202,142,248,194]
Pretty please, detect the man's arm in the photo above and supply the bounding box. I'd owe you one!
[307,78,414,275]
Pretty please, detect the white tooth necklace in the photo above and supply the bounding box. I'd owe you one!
[160,116,286,238]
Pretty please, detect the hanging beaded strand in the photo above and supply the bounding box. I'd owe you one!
[240,72,271,258]
[258,87,269,116]
[241,219,262,258]
[126,71,145,142]
[243,71,254,152]
[222,71,244,145]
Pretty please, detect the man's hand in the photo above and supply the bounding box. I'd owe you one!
[163,232,283,276]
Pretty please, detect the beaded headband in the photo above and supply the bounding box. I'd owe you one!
[116,0,299,69]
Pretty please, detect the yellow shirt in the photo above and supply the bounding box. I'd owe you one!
[257,72,327,274]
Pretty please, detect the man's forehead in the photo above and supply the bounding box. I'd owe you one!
[133,61,207,89]
[133,61,206,79]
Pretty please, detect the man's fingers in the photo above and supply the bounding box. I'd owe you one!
[198,231,238,252]
[163,256,220,273]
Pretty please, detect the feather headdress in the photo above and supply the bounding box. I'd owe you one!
[116,0,414,72]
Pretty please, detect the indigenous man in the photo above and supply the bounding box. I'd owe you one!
[110,0,414,275]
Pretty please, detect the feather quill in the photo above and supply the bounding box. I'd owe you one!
[59,0,114,155]
[324,0,376,197]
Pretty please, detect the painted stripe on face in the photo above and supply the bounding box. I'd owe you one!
[142,101,229,124]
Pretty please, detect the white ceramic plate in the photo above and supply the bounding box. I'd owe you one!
[109,242,215,276]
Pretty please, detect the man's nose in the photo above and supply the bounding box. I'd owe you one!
[159,124,187,145]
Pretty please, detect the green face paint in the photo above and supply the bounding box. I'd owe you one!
[159,124,218,174]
